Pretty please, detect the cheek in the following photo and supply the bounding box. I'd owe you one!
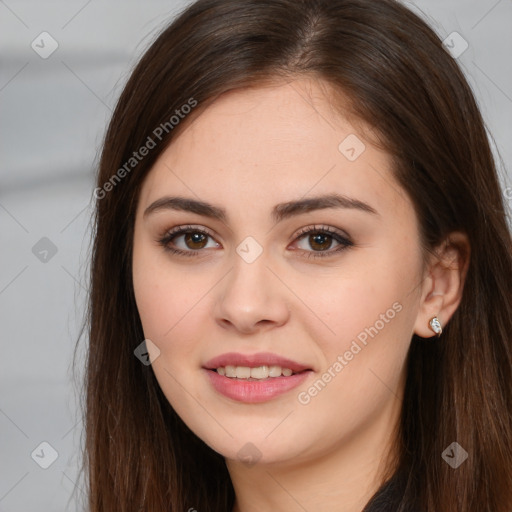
[133,239,176,341]
[302,247,421,405]
[306,256,416,345]
[132,245,215,358]
[294,277,413,443]
[134,270,190,344]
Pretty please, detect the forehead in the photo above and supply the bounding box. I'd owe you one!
[137,78,409,223]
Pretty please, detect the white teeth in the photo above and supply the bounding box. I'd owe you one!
[250,366,269,379]
[225,365,237,378]
[268,365,282,377]
[216,365,296,379]
[235,366,251,379]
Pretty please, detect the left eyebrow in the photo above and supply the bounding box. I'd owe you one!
[143,193,380,223]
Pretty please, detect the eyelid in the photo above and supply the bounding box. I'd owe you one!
[163,224,217,238]
[291,224,351,242]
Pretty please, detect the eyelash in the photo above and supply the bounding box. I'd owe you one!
[157,224,354,259]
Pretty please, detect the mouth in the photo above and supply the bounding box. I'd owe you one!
[202,352,313,403]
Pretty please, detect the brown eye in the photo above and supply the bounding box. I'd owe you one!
[306,232,336,251]
[158,225,219,257]
[292,225,354,259]
[182,232,209,250]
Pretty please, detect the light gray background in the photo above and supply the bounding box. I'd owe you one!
[0,1,511,510]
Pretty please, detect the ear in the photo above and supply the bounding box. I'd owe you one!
[413,231,470,338]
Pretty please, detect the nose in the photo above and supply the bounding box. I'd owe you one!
[213,250,290,335]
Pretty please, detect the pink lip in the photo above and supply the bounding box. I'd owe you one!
[203,368,312,403]
[202,352,313,403]
[203,352,311,373]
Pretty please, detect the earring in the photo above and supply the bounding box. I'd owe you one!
[429,316,442,337]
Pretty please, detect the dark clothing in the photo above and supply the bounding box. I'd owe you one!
[362,467,422,512]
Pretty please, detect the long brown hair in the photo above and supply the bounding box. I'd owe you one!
[74,0,512,510]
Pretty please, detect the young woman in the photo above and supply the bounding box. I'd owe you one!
[77,0,512,510]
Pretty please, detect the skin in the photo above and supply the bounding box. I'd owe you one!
[132,77,469,512]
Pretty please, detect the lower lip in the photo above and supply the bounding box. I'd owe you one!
[203,369,312,403]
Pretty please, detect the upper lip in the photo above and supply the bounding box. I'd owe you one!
[203,352,312,373]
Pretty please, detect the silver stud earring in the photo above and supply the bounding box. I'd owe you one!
[429,316,442,337]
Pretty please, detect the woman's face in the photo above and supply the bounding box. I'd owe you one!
[132,78,427,469]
